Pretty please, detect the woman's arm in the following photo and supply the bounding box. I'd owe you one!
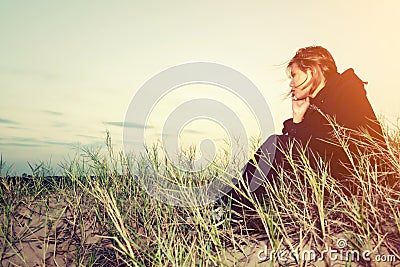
[282,114,330,144]
[282,96,330,144]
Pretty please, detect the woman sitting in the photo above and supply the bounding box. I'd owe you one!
[229,46,391,213]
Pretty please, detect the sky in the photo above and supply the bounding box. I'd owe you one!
[1,0,399,175]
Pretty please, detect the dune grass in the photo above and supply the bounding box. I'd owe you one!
[0,124,399,266]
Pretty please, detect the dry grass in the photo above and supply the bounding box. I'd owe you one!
[0,122,399,266]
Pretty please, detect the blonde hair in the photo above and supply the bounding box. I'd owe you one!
[287,46,338,95]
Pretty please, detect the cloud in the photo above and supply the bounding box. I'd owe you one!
[103,121,153,129]
[0,142,41,147]
[0,118,18,125]
[6,126,25,130]
[13,137,40,143]
[41,140,75,146]
[76,134,98,139]
[51,121,67,128]
[41,110,63,116]
[0,137,75,148]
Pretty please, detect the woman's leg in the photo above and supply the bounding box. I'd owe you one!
[228,134,295,214]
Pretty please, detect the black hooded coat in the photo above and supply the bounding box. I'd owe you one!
[228,69,390,213]
[235,68,389,202]
[281,68,385,182]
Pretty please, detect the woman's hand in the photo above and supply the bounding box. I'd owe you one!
[292,96,310,123]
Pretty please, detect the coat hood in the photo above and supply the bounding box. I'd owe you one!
[311,68,366,105]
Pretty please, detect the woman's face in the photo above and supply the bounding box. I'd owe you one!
[289,63,312,100]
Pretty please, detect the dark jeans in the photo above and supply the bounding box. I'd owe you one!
[227,134,303,214]
[225,134,372,215]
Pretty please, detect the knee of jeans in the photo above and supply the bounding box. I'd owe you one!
[259,134,280,158]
